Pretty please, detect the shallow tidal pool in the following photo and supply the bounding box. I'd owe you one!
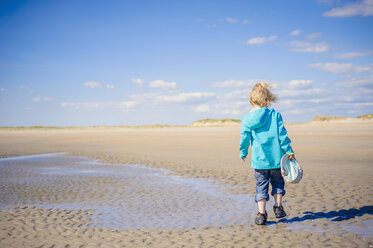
[0,153,371,238]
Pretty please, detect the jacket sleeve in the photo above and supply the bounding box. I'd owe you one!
[277,113,294,154]
[239,124,252,159]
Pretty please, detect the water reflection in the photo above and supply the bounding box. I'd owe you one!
[0,153,371,238]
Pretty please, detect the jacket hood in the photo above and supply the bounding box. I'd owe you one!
[241,107,272,130]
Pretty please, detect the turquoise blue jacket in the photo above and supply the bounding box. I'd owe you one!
[239,107,294,170]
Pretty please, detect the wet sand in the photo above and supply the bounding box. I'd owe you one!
[0,122,372,247]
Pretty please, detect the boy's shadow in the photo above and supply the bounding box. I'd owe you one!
[267,205,373,225]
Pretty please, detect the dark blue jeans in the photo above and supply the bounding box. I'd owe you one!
[254,168,285,203]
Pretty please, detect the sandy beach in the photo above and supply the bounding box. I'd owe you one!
[0,122,372,247]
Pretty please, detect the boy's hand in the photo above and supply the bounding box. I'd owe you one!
[288,155,295,160]
[241,158,246,162]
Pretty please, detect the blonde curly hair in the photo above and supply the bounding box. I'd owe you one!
[249,82,277,107]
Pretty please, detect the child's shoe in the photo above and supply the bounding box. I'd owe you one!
[254,211,268,225]
[273,205,286,218]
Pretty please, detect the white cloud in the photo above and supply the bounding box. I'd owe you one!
[335,102,373,106]
[206,24,217,28]
[106,84,115,89]
[335,50,373,59]
[323,0,373,17]
[215,101,248,109]
[280,98,331,105]
[116,101,137,109]
[215,82,279,110]
[84,81,102,88]
[221,109,241,115]
[129,93,160,103]
[192,76,373,122]
[214,99,250,116]
[32,97,53,102]
[309,62,373,74]
[155,92,216,103]
[290,30,301,36]
[130,92,216,105]
[61,101,137,110]
[32,97,41,102]
[288,80,313,89]
[0,88,4,92]
[247,36,277,45]
[335,75,373,88]
[149,80,177,91]
[215,81,322,116]
[132,78,144,86]
[276,88,325,97]
[206,24,216,28]
[226,17,248,24]
[309,63,354,73]
[290,41,330,53]
[226,17,238,23]
[220,89,251,101]
[305,32,323,40]
[211,79,257,88]
[194,104,211,113]
[18,85,34,92]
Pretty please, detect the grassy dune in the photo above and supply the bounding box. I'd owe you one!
[191,118,241,126]
[313,113,373,122]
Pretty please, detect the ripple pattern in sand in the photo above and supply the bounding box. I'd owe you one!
[0,153,256,229]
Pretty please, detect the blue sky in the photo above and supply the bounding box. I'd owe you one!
[0,0,372,126]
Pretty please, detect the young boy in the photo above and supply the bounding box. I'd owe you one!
[239,82,295,225]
